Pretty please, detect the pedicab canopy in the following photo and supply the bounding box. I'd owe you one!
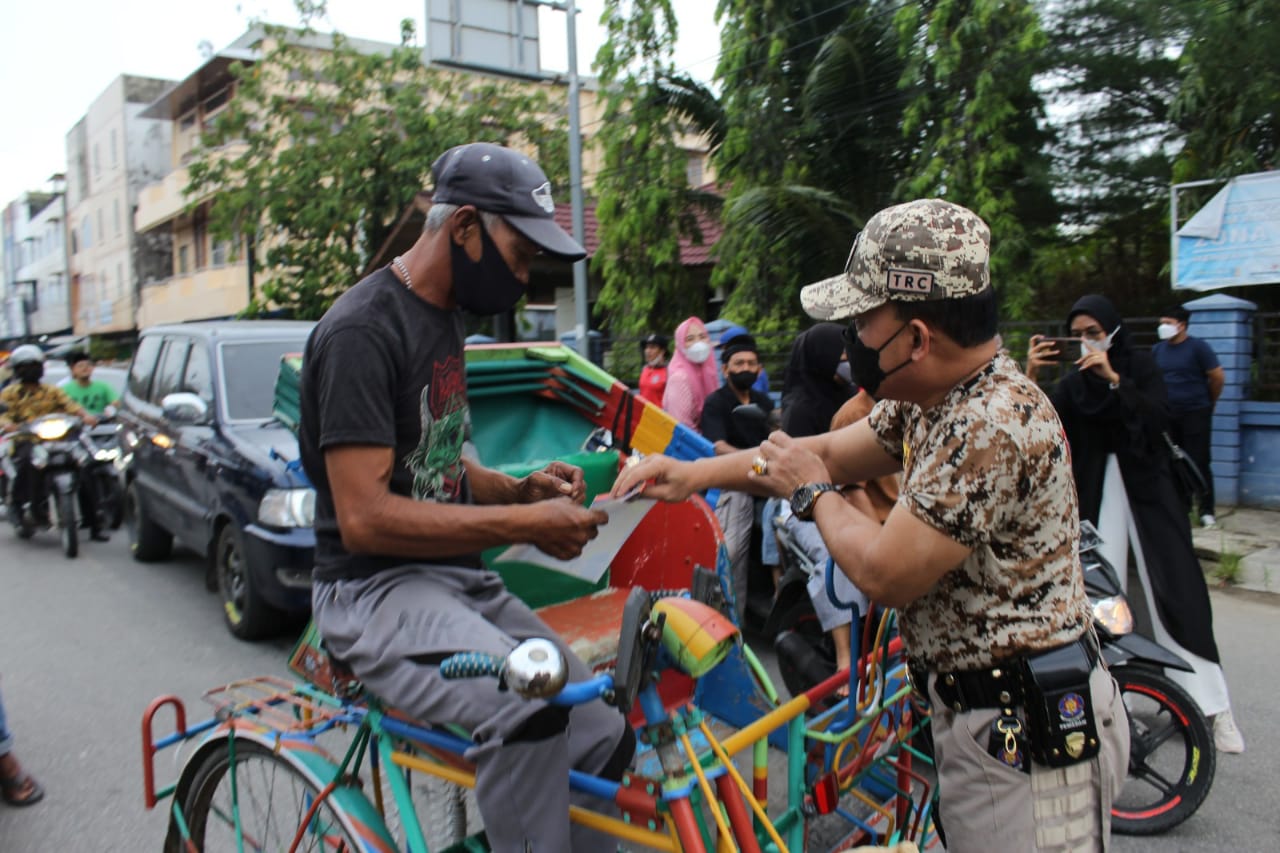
[274,341,725,614]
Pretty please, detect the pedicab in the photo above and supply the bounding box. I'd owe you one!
[141,342,936,852]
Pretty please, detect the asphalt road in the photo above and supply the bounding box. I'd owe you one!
[0,528,1276,851]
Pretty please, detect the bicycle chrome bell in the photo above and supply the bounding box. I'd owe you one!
[503,638,568,699]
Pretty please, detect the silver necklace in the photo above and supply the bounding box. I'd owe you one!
[392,255,412,291]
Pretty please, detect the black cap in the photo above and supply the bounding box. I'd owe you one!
[720,333,759,364]
[641,333,669,351]
[431,142,587,261]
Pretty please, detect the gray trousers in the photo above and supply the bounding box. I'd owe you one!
[715,489,755,622]
[314,565,628,853]
[927,662,1129,852]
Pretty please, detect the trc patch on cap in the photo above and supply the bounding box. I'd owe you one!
[885,268,936,296]
[801,198,991,321]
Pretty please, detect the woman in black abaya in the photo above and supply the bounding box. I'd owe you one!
[780,322,853,438]
[1028,294,1243,753]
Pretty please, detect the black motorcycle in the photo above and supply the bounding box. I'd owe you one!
[1078,521,1215,835]
[83,412,125,530]
[769,519,1215,836]
[1,412,92,557]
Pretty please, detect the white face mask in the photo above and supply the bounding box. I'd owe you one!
[1157,322,1179,341]
[1080,325,1120,359]
[685,341,711,364]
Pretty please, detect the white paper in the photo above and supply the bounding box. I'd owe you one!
[492,492,657,582]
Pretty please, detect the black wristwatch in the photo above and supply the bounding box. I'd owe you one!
[790,483,839,521]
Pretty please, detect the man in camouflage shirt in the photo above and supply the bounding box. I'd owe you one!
[614,199,1129,852]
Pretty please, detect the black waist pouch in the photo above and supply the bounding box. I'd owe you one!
[1021,640,1101,768]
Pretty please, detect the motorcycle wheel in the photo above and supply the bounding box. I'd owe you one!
[1112,664,1215,835]
[773,600,836,699]
[58,490,78,558]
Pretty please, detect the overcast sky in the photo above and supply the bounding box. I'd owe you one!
[0,0,719,205]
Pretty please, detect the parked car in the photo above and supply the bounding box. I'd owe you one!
[118,321,317,640]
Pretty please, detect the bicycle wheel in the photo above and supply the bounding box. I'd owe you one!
[175,739,364,852]
[1112,665,1215,835]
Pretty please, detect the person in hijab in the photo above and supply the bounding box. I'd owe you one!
[662,317,719,430]
[780,323,855,438]
[761,323,854,591]
[1028,293,1244,753]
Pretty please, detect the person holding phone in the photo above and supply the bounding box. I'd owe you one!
[1034,294,1243,755]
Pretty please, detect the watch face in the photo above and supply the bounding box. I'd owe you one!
[790,485,814,519]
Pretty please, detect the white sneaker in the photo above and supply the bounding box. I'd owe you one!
[1200,514,1217,529]
[1214,710,1245,754]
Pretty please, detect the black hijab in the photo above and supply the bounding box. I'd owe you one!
[781,323,853,437]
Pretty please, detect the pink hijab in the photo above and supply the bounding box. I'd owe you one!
[662,316,720,430]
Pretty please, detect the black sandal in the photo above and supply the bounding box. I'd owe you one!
[1,772,44,807]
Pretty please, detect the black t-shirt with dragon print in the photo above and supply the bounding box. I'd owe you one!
[300,267,479,581]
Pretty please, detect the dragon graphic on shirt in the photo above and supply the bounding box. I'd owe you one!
[405,355,468,502]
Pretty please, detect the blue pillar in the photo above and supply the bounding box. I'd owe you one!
[1179,293,1257,506]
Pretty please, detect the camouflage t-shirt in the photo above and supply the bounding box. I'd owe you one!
[868,353,1091,670]
[0,382,81,430]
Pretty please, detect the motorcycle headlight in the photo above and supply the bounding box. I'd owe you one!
[258,488,316,528]
[33,418,72,440]
[93,447,121,462]
[1091,594,1134,636]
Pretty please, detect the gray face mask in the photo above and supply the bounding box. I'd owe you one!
[835,362,853,386]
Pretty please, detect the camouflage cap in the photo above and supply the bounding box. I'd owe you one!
[800,199,991,321]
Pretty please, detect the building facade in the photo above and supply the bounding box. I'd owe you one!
[65,74,174,338]
[1,181,72,339]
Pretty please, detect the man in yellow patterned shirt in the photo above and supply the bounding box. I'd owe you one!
[1,345,101,537]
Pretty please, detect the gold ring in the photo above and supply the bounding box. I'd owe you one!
[752,455,768,476]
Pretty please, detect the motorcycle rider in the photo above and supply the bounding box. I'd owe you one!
[0,345,106,540]
[60,351,119,416]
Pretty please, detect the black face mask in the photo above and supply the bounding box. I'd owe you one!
[728,370,758,391]
[843,322,912,400]
[452,220,526,316]
[14,363,43,384]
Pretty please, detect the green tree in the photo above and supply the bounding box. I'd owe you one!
[1173,0,1280,181]
[895,0,1057,320]
[710,1,908,330]
[591,0,709,340]
[1044,0,1189,230]
[186,8,565,319]
[1010,0,1193,316]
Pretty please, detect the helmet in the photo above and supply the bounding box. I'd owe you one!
[8,344,44,366]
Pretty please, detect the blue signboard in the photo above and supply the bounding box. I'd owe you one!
[1175,172,1280,291]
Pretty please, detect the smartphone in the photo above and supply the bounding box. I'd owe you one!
[1036,337,1080,362]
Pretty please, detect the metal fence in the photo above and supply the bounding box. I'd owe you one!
[1255,311,1280,402]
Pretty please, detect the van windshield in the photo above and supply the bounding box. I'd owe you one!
[220,339,309,421]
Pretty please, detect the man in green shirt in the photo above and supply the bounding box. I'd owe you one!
[60,352,119,415]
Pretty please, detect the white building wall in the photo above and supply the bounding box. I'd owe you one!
[1,189,69,339]
[65,75,173,336]
[15,190,71,336]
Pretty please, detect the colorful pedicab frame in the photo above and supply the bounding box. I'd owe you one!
[142,343,936,851]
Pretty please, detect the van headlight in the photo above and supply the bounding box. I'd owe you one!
[258,488,316,528]
[1091,595,1134,636]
